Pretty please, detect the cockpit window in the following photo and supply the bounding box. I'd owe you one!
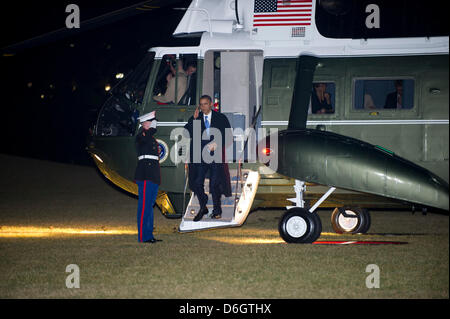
[112,52,155,105]
[95,52,155,137]
[152,54,197,106]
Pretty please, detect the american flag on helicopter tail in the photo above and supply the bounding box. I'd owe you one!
[253,0,312,27]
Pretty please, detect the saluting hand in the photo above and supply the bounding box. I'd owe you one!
[142,121,151,136]
[142,121,151,130]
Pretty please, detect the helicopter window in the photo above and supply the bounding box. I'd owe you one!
[308,82,336,114]
[152,54,197,105]
[95,95,139,137]
[353,79,414,110]
[95,52,155,137]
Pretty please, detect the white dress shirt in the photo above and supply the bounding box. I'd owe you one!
[203,111,212,135]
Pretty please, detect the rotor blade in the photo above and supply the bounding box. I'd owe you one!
[1,0,188,55]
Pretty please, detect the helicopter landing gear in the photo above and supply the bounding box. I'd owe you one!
[279,207,322,243]
[331,207,371,234]
[279,180,336,243]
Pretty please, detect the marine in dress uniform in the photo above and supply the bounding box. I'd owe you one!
[135,111,162,243]
[184,95,232,221]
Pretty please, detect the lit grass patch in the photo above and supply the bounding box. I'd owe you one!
[0,155,448,298]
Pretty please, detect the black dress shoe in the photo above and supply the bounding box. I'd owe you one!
[193,207,208,222]
[211,212,222,219]
[211,208,222,219]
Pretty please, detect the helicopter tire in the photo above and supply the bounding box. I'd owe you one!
[331,206,371,234]
[278,207,322,243]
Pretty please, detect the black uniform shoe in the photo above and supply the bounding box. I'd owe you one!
[144,238,162,243]
[193,207,208,222]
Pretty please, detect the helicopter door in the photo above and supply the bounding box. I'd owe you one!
[202,50,263,162]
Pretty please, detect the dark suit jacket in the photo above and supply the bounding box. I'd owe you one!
[134,127,161,185]
[184,111,232,197]
[384,91,398,109]
[184,110,233,162]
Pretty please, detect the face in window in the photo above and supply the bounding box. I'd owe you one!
[314,83,327,92]
[186,65,197,76]
[394,80,403,95]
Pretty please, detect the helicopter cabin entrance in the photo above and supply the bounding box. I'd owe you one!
[179,50,264,232]
[202,50,264,162]
[146,49,264,164]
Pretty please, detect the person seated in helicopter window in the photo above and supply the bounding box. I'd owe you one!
[311,83,333,114]
[384,80,404,109]
[153,60,197,105]
[363,93,376,109]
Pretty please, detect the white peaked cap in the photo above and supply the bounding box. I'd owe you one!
[138,111,156,123]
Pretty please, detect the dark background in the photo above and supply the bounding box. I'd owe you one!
[1,0,447,166]
[315,0,448,39]
[0,0,197,166]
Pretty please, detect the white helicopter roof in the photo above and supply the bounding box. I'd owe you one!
[150,0,448,58]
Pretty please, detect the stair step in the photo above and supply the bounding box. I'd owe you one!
[179,169,260,232]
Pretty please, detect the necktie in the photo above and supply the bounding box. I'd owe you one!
[205,116,210,136]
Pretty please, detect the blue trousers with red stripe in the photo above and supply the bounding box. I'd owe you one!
[136,180,159,242]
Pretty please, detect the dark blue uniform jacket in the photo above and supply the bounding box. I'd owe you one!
[134,127,161,185]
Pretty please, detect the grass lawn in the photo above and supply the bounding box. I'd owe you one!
[0,155,448,298]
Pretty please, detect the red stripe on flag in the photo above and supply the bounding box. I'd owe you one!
[277,5,312,8]
[277,9,312,12]
[254,13,311,17]
[254,18,311,22]
[277,0,312,2]
[253,23,311,26]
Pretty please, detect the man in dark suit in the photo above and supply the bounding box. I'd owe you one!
[384,80,403,109]
[184,95,232,221]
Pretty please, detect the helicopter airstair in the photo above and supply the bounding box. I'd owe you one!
[179,168,260,232]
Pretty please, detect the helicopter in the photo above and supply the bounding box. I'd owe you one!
[82,0,448,243]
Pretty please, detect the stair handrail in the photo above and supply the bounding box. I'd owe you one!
[182,163,189,215]
[233,105,262,217]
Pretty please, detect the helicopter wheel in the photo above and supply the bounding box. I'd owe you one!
[278,208,322,243]
[331,207,371,234]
